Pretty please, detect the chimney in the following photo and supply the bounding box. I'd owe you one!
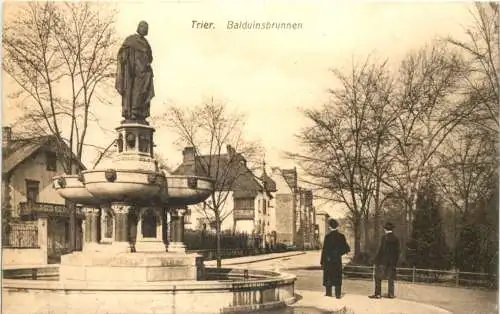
[2,127,12,147]
[226,145,235,159]
[182,147,195,165]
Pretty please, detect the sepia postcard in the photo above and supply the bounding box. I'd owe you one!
[1,1,498,314]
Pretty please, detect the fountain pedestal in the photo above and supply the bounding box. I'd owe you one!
[60,251,203,283]
[53,120,213,285]
[168,207,187,253]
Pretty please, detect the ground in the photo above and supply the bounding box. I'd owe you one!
[210,251,498,314]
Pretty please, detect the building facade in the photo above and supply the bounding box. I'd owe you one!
[173,146,275,248]
[268,167,317,248]
[2,127,85,257]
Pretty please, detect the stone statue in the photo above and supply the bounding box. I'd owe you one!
[115,21,155,123]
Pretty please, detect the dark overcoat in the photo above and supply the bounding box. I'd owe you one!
[320,230,350,286]
[374,232,400,280]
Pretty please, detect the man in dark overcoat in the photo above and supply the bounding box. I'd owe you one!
[320,219,351,298]
[369,222,400,299]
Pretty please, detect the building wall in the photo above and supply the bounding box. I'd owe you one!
[275,194,295,244]
[270,168,295,245]
[8,149,69,217]
[2,174,10,210]
[268,196,276,232]
[186,191,235,232]
[316,212,330,248]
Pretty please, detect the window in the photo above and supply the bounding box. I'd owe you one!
[26,180,39,203]
[234,198,254,209]
[46,151,57,171]
[263,199,267,215]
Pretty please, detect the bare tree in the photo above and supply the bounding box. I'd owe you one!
[159,98,262,267]
[436,126,496,216]
[91,140,117,169]
[154,152,174,173]
[3,2,117,173]
[381,44,467,258]
[3,2,117,251]
[447,3,499,135]
[291,59,394,260]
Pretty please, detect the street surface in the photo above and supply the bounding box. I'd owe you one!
[213,251,498,314]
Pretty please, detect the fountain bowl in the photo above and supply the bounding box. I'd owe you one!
[165,175,214,206]
[53,174,101,206]
[82,169,164,202]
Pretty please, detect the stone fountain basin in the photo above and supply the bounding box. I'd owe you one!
[164,175,214,206]
[3,265,296,314]
[53,174,101,206]
[81,169,164,202]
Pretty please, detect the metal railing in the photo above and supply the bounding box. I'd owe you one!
[19,202,85,218]
[343,264,496,289]
[3,222,39,248]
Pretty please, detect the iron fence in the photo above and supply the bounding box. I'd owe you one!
[343,264,496,289]
[3,223,39,248]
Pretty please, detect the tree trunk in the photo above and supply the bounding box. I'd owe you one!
[400,202,409,263]
[67,200,76,252]
[66,157,77,253]
[353,217,362,262]
[373,182,381,244]
[362,213,370,254]
[216,215,222,268]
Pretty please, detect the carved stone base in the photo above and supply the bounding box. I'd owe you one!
[167,242,186,253]
[112,153,157,172]
[134,238,167,252]
[60,251,203,283]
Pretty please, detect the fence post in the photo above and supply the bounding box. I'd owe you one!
[455,269,460,287]
[37,215,48,264]
[372,265,375,281]
[412,266,416,283]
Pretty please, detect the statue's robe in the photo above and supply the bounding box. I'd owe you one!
[115,34,155,121]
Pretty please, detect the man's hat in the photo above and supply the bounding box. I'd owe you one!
[383,222,395,231]
[328,219,339,229]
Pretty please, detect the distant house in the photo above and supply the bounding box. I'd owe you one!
[2,126,86,256]
[173,145,275,248]
[268,167,316,248]
[315,210,330,248]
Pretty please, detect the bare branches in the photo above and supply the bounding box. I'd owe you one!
[162,98,263,268]
[290,57,396,258]
[447,3,499,131]
[161,98,263,223]
[3,2,117,173]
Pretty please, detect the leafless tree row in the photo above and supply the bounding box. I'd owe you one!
[292,4,498,262]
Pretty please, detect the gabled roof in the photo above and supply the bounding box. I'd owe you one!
[2,135,86,175]
[281,168,298,191]
[173,151,263,198]
[260,168,277,192]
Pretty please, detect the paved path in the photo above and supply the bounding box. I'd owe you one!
[3,251,497,314]
[289,291,451,314]
[218,250,498,314]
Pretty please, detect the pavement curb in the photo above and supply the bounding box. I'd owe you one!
[292,290,452,314]
[224,251,307,265]
[206,251,307,266]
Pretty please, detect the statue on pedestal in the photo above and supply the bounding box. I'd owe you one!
[115,21,155,124]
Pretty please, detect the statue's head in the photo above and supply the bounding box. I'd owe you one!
[137,21,149,36]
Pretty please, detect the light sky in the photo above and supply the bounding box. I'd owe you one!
[2,1,475,217]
